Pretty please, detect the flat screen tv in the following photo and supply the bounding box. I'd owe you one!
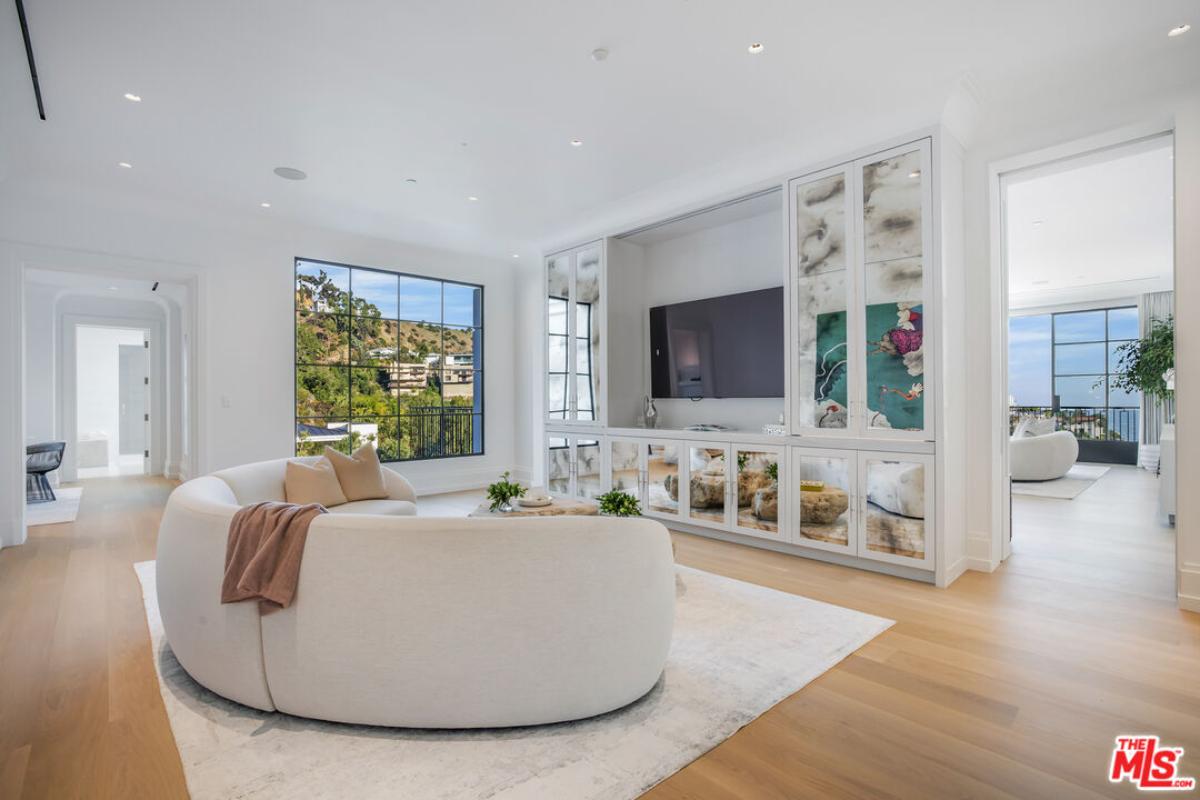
[649,287,784,399]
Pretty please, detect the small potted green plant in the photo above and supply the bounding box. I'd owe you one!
[597,489,642,517]
[486,470,527,512]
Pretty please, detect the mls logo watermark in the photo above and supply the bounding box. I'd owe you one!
[1109,735,1196,791]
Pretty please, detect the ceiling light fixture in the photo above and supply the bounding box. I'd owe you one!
[467,196,479,202]
[512,254,520,259]
[591,47,609,62]
[123,92,142,102]
[908,170,921,178]
[118,161,132,168]
[107,286,119,292]
[1032,219,1044,226]
[260,202,271,208]
[1168,24,1191,37]
[570,138,583,147]
[273,166,307,181]
[747,43,764,54]
[405,178,417,184]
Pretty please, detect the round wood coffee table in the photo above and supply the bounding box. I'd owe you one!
[469,498,600,517]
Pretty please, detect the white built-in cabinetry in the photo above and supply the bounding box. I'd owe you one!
[543,131,962,585]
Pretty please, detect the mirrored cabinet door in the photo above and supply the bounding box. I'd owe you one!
[644,441,683,520]
[546,253,572,422]
[546,434,572,495]
[790,164,857,435]
[731,445,783,539]
[683,444,732,529]
[572,245,602,423]
[609,438,642,499]
[858,452,934,568]
[791,449,856,554]
[575,437,604,499]
[858,142,931,437]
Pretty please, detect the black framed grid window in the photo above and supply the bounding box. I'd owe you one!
[1050,306,1139,440]
[546,295,595,420]
[295,258,483,461]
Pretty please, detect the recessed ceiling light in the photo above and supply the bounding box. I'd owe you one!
[467,196,479,202]
[908,170,921,178]
[1032,219,1044,226]
[118,161,133,169]
[1168,24,1191,37]
[260,202,271,208]
[107,286,119,292]
[273,166,307,181]
[591,47,609,62]
[405,178,417,184]
[570,138,583,147]
[123,92,142,102]
[747,43,764,54]
[511,253,520,259]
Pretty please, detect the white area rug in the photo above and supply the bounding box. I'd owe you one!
[134,561,891,800]
[1012,464,1111,500]
[26,487,83,525]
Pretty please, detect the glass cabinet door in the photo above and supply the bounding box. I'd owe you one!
[572,245,602,423]
[790,165,856,434]
[791,449,855,554]
[731,446,783,539]
[546,434,572,495]
[575,437,603,499]
[859,453,933,568]
[546,254,572,422]
[683,444,731,529]
[858,143,930,436]
[644,441,682,520]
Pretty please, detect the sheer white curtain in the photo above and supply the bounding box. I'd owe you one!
[1138,290,1174,470]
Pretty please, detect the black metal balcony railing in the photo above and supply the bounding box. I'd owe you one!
[405,406,476,459]
[1010,406,1139,442]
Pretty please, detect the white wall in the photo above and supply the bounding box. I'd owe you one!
[0,179,520,501]
[75,326,147,465]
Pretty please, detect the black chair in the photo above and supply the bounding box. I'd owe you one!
[26,442,66,504]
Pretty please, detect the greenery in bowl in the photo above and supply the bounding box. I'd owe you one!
[764,461,778,484]
[597,490,642,517]
[486,471,527,512]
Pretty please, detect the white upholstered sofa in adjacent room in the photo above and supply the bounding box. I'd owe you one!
[155,457,676,728]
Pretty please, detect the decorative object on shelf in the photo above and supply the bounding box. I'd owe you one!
[486,470,527,512]
[597,489,642,517]
[799,480,826,492]
[683,423,730,432]
[1108,315,1173,400]
[799,485,849,524]
[518,489,553,508]
[761,422,787,436]
[643,395,658,429]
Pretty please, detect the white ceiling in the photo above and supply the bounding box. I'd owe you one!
[1,1,1197,258]
[1006,136,1174,304]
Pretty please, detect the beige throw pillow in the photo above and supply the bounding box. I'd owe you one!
[284,457,347,508]
[324,444,388,501]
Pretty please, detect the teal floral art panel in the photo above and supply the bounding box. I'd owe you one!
[866,303,924,430]
[813,310,848,428]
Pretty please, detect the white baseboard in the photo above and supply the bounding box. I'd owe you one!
[966,531,998,572]
[1179,563,1200,614]
[941,556,969,587]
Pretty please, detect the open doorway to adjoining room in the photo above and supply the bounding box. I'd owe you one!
[997,132,1176,599]
[74,324,151,479]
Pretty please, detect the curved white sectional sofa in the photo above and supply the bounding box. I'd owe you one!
[156,457,676,728]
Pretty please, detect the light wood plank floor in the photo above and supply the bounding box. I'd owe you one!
[1,468,1196,799]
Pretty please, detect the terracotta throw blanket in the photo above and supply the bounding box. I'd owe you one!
[221,501,326,613]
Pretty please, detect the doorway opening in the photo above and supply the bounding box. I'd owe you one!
[998,132,1176,598]
[75,324,151,479]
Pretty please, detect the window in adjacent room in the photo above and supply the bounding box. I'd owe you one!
[294,258,483,461]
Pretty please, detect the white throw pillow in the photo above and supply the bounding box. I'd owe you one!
[1026,417,1057,437]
